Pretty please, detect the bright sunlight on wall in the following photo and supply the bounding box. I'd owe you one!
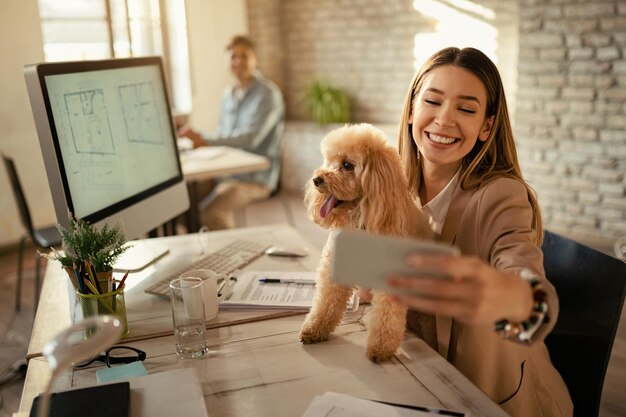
[412,0,497,69]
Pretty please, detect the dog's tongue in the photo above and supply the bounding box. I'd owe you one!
[320,195,338,218]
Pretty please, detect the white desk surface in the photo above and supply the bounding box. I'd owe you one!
[20,314,509,417]
[28,225,322,359]
[180,145,270,182]
[22,224,509,417]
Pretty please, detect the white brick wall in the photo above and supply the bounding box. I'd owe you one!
[517,0,626,242]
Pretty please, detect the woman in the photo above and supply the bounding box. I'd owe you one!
[388,47,573,417]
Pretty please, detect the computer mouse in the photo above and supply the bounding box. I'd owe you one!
[264,245,308,258]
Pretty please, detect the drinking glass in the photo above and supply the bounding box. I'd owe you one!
[169,277,209,359]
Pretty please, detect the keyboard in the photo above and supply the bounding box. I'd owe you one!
[144,239,271,298]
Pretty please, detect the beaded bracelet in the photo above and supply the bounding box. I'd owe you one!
[494,269,548,344]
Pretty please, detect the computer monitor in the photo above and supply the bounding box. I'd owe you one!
[24,56,189,267]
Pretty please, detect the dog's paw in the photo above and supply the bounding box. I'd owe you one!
[366,345,396,363]
[299,325,330,344]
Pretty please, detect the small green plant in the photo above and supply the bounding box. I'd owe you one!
[304,81,351,124]
[46,218,129,272]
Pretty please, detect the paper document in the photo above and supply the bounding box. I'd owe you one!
[219,270,358,310]
[127,369,209,417]
[301,392,466,417]
[184,147,226,160]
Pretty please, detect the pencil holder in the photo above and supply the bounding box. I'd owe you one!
[76,283,128,338]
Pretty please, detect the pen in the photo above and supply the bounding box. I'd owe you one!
[258,278,316,285]
[111,279,117,312]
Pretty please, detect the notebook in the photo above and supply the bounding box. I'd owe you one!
[29,382,130,417]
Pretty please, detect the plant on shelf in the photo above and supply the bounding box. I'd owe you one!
[303,81,351,124]
[43,217,129,274]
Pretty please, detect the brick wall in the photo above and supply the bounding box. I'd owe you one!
[247,0,519,123]
[249,0,428,122]
[247,0,286,93]
[516,0,626,242]
[247,0,624,245]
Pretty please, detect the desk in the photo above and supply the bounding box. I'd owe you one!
[180,146,270,232]
[27,225,318,359]
[20,225,509,417]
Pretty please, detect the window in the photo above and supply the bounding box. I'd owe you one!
[38,0,192,113]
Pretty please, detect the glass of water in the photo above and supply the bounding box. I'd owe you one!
[169,276,209,359]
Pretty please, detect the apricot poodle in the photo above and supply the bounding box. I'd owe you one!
[299,123,433,362]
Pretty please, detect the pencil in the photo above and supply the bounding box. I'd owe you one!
[118,270,130,289]
[85,260,102,293]
[72,262,84,293]
[82,278,117,315]
[83,277,99,295]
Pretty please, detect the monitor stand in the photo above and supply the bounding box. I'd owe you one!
[113,241,170,273]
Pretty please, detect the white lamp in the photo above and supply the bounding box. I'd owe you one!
[37,315,124,417]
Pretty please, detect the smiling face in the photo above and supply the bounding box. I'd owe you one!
[228,44,256,82]
[410,65,493,175]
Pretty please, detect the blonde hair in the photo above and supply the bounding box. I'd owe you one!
[397,47,543,244]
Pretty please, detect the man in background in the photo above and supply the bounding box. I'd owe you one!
[178,35,285,230]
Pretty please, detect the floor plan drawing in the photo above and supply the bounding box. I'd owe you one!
[64,89,115,155]
[119,81,164,145]
[60,80,168,192]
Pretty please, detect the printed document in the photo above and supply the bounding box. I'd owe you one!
[219,270,358,310]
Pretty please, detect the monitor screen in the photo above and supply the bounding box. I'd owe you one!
[24,57,189,241]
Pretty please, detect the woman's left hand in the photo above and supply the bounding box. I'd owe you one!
[387,255,533,325]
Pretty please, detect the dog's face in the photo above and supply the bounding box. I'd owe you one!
[305,124,398,230]
[305,145,363,229]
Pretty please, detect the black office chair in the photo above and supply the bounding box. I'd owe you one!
[542,230,626,417]
[2,154,62,311]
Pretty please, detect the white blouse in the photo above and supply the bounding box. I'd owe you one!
[416,170,460,236]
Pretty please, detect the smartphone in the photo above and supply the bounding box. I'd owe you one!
[331,230,460,291]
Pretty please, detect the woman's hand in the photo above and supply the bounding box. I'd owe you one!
[387,255,533,325]
[177,125,206,148]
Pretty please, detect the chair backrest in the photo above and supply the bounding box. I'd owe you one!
[542,230,626,417]
[2,154,35,235]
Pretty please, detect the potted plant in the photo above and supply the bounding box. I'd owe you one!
[303,81,351,124]
[42,218,131,335]
[43,217,129,290]
[53,218,127,270]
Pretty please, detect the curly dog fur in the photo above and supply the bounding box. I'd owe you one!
[299,123,433,362]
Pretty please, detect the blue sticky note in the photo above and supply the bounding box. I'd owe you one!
[96,361,149,384]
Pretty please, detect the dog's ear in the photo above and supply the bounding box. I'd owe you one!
[359,146,414,234]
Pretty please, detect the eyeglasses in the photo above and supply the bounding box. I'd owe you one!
[75,346,146,368]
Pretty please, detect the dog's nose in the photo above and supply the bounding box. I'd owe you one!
[312,176,324,187]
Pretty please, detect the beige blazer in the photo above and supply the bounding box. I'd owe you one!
[420,177,573,417]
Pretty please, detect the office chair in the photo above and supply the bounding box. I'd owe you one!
[542,230,626,417]
[2,154,62,312]
[615,237,626,261]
